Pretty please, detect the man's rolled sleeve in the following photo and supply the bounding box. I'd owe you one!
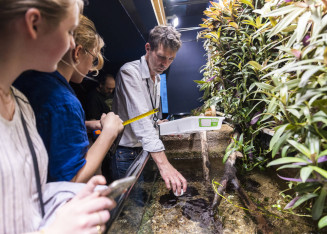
[141,135,165,152]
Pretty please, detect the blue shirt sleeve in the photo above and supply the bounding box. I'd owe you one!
[37,103,88,182]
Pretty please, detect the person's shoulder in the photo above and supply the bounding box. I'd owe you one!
[120,59,141,73]
[14,71,42,88]
[11,86,29,104]
[15,71,58,92]
[11,86,35,117]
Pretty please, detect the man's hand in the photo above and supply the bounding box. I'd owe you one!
[150,151,187,196]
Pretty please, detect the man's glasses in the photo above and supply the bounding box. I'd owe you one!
[84,48,99,67]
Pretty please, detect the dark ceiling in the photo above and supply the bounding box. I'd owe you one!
[83,0,210,75]
[83,0,155,75]
[163,0,210,28]
[77,0,211,114]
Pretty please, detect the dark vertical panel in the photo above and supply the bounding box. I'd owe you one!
[84,0,147,75]
[166,29,205,114]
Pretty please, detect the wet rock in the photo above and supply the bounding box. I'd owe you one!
[182,198,212,227]
[159,186,200,208]
[244,178,261,193]
[159,192,177,208]
[181,198,223,233]
[184,186,200,198]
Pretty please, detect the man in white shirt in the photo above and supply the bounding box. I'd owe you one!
[112,26,187,196]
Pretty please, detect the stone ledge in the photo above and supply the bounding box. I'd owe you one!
[162,124,233,159]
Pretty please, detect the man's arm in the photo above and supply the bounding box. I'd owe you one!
[116,67,187,194]
[151,151,187,195]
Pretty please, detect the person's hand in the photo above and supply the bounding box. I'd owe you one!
[85,120,102,131]
[151,151,187,196]
[100,112,124,136]
[158,162,187,196]
[43,176,116,234]
[75,175,108,198]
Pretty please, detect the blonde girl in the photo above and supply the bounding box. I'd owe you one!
[0,0,114,233]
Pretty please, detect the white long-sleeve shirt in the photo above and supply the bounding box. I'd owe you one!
[112,56,165,152]
[0,88,48,233]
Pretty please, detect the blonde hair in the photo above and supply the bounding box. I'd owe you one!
[0,0,84,30]
[73,14,105,74]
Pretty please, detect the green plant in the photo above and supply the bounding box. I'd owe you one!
[197,0,276,171]
[253,0,327,227]
[198,0,327,228]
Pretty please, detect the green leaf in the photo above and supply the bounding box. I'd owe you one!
[294,182,321,193]
[262,97,277,122]
[247,61,262,70]
[223,148,235,163]
[267,157,308,167]
[319,149,327,158]
[316,14,327,36]
[281,145,290,158]
[296,11,311,43]
[312,187,327,220]
[280,84,288,104]
[311,4,322,38]
[242,19,257,28]
[269,8,306,38]
[296,89,320,105]
[288,140,311,158]
[299,67,323,88]
[312,99,327,115]
[308,134,320,159]
[270,124,289,150]
[309,166,327,179]
[318,216,327,229]
[223,141,236,163]
[277,164,301,170]
[263,5,300,17]
[291,193,318,210]
[194,80,207,84]
[255,82,274,90]
[312,115,327,125]
[300,167,313,182]
[287,108,301,119]
[262,60,323,79]
[261,58,293,71]
[286,29,298,47]
[282,24,297,33]
[284,79,300,90]
[272,132,292,158]
[239,0,254,9]
[238,133,244,145]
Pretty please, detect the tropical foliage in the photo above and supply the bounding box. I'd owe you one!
[197,0,275,171]
[198,0,327,228]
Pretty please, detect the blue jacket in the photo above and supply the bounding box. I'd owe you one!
[14,71,87,182]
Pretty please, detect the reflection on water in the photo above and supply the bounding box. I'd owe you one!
[108,157,317,234]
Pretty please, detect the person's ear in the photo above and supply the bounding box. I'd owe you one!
[25,8,42,39]
[73,44,83,63]
[145,43,151,53]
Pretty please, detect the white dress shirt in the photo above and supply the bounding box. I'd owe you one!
[112,56,165,152]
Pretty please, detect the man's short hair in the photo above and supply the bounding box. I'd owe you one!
[148,26,182,52]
